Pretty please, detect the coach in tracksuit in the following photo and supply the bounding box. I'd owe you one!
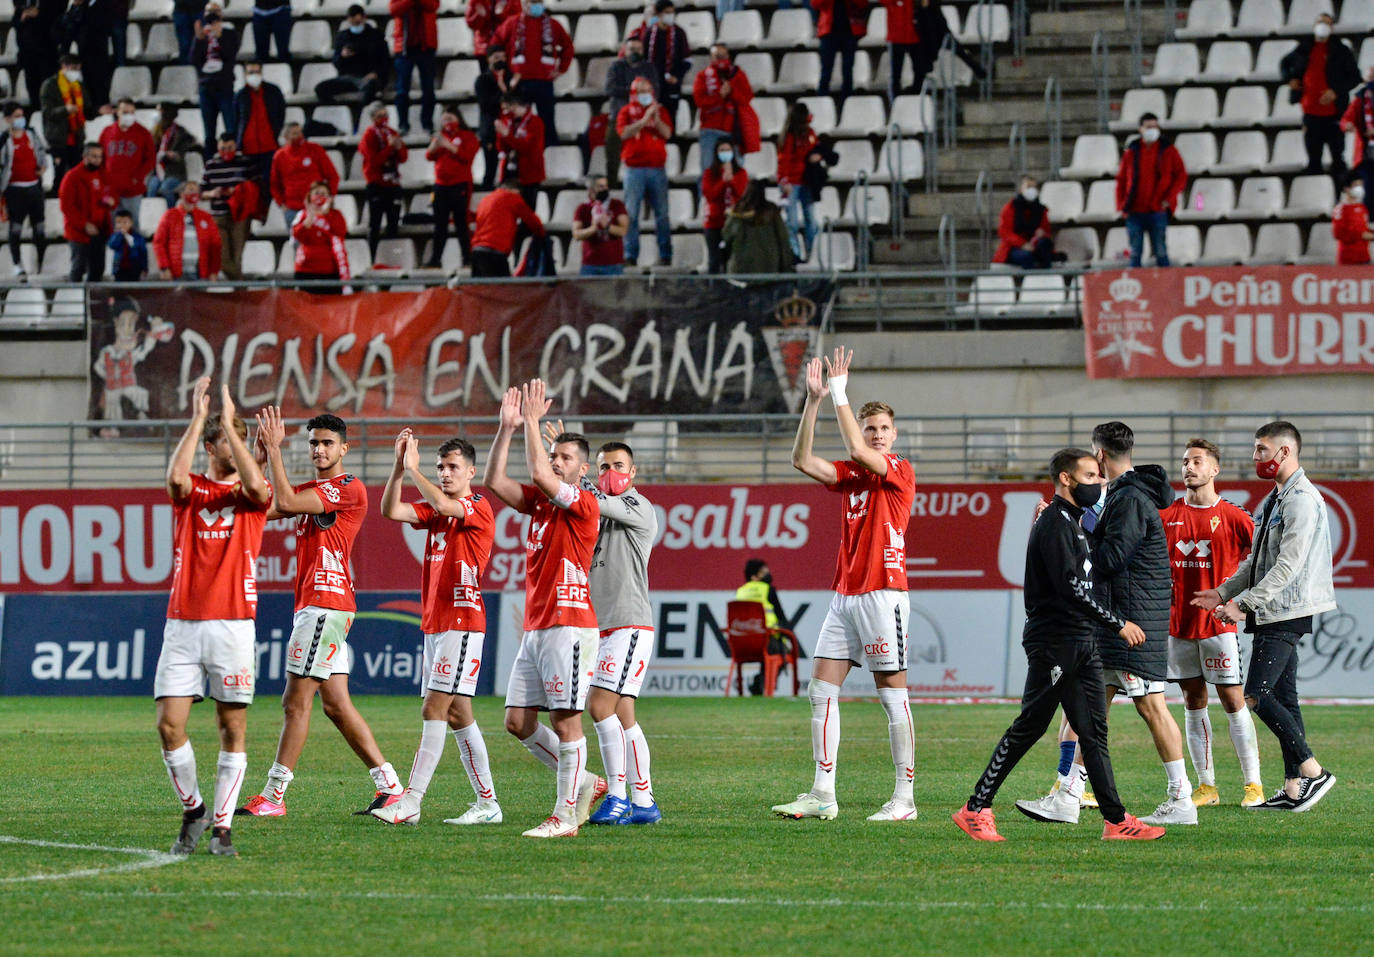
[953,448,1162,842]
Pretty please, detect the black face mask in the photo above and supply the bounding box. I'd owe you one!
[760,572,773,584]
[594,189,610,202]
[1070,481,1102,509]
[491,61,506,72]
[627,52,643,63]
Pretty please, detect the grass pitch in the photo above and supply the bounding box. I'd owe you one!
[1,695,1369,957]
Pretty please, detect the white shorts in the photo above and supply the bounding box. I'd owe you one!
[591,626,654,697]
[504,626,599,712]
[1102,668,1167,698]
[1168,633,1242,685]
[421,630,487,697]
[286,606,354,680]
[814,590,911,673]
[154,618,257,705]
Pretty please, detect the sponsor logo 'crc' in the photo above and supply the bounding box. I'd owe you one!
[1205,656,1232,670]
[865,641,890,656]
[545,676,565,695]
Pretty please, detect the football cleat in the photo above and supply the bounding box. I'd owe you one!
[522,815,579,838]
[629,801,662,825]
[236,795,285,818]
[209,827,237,857]
[354,790,402,816]
[1102,813,1166,840]
[170,803,210,854]
[772,793,838,820]
[1191,783,1220,807]
[866,799,918,821]
[443,801,503,826]
[1141,795,1198,826]
[1080,789,1099,809]
[952,803,1005,842]
[371,792,422,825]
[574,774,608,825]
[1290,770,1335,813]
[588,795,633,825]
[1015,791,1080,824]
[1241,782,1266,808]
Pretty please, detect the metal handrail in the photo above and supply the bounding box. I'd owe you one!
[1044,76,1063,177]
[880,123,910,234]
[1091,30,1111,134]
[936,34,959,149]
[853,172,873,273]
[1011,0,1028,60]
[973,170,994,266]
[1124,0,1144,86]
[1007,121,1027,173]
[975,0,996,102]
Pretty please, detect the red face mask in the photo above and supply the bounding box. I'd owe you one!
[597,470,632,496]
[310,194,328,207]
[1255,450,1285,480]
[218,148,234,160]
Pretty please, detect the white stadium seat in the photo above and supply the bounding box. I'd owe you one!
[1176,177,1235,221]
[1280,174,1335,218]
[1251,222,1302,263]
[1200,224,1254,265]
[1211,130,1268,174]
[1110,89,1167,132]
[1173,131,1218,173]
[1216,86,1270,128]
[1142,43,1200,85]
[1060,134,1119,178]
[1176,0,1232,39]
[1234,175,1286,218]
[1200,41,1254,82]
[1039,180,1085,222]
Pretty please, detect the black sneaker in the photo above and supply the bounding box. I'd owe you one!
[1291,770,1336,813]
[1255,788,1298,810]
[209,826,238,857]
[354,790,402,815]
[170,802,210,854]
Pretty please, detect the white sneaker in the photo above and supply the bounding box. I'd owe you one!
[771,792,839,820]
[1141,794,1199,826]
[522,815,579,838]
[443,801,503,826]
[371,791,422,825]
[574,773,608,825]
[1015,790,1081,824]
[866,799,918,821]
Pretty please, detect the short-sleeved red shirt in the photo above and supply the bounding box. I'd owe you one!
[518,482,600,630]
[410,494,496,634]
[292,474,367,612]
[825,455,916,595]
[1161,497,1254,639]
[167,474,272,620]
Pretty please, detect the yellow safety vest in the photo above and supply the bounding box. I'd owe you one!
[735,580,778,629]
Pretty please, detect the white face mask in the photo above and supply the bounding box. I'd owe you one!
[637,92,653,107]
[1352,185,1367,202]
[1314,23,1332,39]
[661,12,674,24]
[64,69,83,84]
[118,113,135,129]
[246,73,263,88]
[1021,186,1039,202]
[1141,126,1160,144]
[11,117,25,131]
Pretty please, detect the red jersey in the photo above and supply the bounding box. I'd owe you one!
[410,495,495,634]
[292,474,368,612]
[518,482,600,630]
[826,455,916,594]
[167,474,272,620]
[1161,497,1253,639]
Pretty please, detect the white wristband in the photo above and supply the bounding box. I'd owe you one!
[827,374,849,407]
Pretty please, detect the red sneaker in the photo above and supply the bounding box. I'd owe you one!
[236,795,285,818]
[952,803,1005,842]
[1102,813,1166,841]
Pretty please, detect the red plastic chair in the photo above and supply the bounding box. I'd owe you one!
[724,601,800,697]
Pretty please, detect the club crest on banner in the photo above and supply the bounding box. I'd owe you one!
[761,291,820,413]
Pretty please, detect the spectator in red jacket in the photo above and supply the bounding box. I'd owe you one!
[471,175,543,277]
[292,181,351,290]
[390,0,439,134]
[60,141,118,281]
[777,103,820,261]
[426,105,480,268]
[358,102,407,259]
[618,76,673,267]
[99,98,156,221]
[700,138,747,274]
[2,101,52,280]
[1339,66,1374,217]
[495,92,546,211]
[491,0,575,147]
[882,0,920,101]
[1332,175,1372,264]
[572,174,629,276]
[1115,112,1187,267]
[693,43,754,173]
[153,180,222,279]
[813,0,869,100]
[270,122,339,226]
[993,176,1056,268]
[466,0,519,60]
[632,1,690,123]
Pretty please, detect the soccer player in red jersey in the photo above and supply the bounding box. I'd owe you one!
[1160,438,1263,807]
[484,380,607,838]
[775,348,919,822]
[373,430,501,826]
[238,407,403,817]
[158,378,271,858]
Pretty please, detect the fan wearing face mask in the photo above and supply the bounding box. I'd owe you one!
[98,98,156,222]
[316,5,391,105]
[993,175,1057,269]
[1281,14,1360,181]
[1332,174,1373,264]
[1338,66,1374,218]
[489,0,576,146]
[1115,112,1187,268]
[630,1,691,122]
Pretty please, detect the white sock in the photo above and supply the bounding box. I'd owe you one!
[370,761,402,795]
[555,737,586,823]
[263,761,293,804]
[520,724,561,772]
[594,715,627,800]
[452,723,497,802]
[212,751,247,829]
[809,679,841,800]
[1066,753,1087,798]
[1164,758,1190,799]
[1227,707,1262,784]
[876,686,915,804]
[624,721,654,806]
[1185,707,1215,786]
[162,741,202,811]
[405,721,447,799]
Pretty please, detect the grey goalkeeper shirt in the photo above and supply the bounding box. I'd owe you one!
[583,478,657,631]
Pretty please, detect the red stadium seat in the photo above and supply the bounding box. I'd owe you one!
[724,601,799,698]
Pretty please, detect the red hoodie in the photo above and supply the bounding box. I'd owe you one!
[472,188,543,254]
[291,207,349,275]
[693,62,754,134]
[496,110,546,184]
[777,128,817,187]
[99,122,157,200]
[700,166,748,230]
[270,141,340,211]
[491,13,575,81]
[359,121,409,187]
[1332,200,1371,265]
[59,163,117,243]
[465,0,519,58]
[427,126,480,185]
[152,205,223,278]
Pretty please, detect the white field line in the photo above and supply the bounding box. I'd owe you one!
[0,835,181,884]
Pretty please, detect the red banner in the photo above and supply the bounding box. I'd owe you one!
[4,481,1372,593]
[1082,265,1374,379]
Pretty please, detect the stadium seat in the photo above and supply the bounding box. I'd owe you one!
[1055,226,1101,263]
[734,52,776,91]
[845,183,890,225]
[1141,43,1200,85]
[831,140,876,181]
[576,56,613,96]
[957,273,1015,315]
[573,14,620,54]
[889,94,933,134]
[1076,179,1119,222]
[1263,89,1303,127]
[240,241,277,277]
[798,95,837,135]
[313,105,355,135]
[723,600,798,697]
[665,189,696,227]
[1264,129,1307,172]
[1282,0,1335,34]
[290,20,335,58]
[396,151,431,188]
[1216,86,1270,128]
[1212,130,1269,174]
[259,62,297,98]
[154,65,199,101]
[1336,0,1374,33]
[1233,0,1284,37]
[131,0,174,21]
[1,287,47,326]
[1176,0,1233,38]
[544,146,585,183]
[767,9,815,48]
[48,286,86,330]
[143,23,179,61]
[1199,223,1254,264]
[752,97,788,138]
[43,199,63,237]
[678,11,717,49]
[743,142,777,180]
[345,239,372,273]
[928,46,975,88]
[372,238,416,273]
[559,239,583,275]
[39,243,71,277]
[1176,177,1235,221]
[110,66,153,101]
[774,51,822,93]
[555,101,592,142]
[876,137,923,181]
[1173,131,1218,173]
[961,3,1010,43]
[139,197,168,236]
[550,189,584,227]
[718,10,765,48]
[1097,226,1131,265]
[1200,40,1255,82]
[807,228,855,271]
[1016,273,1069,316]
[1165,225,1202,265]
[1280,175,1335,218]
[1301,222,1338,263]
[670,233,708,272]
[1060,134,1119,178]
[1039,180,1084,222]
[874,49,916,92]
[862,6,887,47]
[1250,39,1297,81]
[1110,88,1167,132]
[553,61,582,96]
[1233,175,1285,218]
[1167,86,1219,129]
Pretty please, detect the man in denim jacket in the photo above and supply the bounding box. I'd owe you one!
[1193,421,1337,813]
